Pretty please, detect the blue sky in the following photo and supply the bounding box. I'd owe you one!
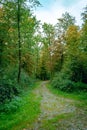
[39,0,79,8]
[34,0,87,25]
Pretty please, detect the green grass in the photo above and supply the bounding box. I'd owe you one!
[41,113,74,130]
[47,82,87,107]
[0,82,41,130]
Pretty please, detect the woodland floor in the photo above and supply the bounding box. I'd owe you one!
[24,81,87,130]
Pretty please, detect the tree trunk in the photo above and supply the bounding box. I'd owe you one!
[17,0,21,83]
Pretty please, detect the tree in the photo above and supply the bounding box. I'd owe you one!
[17,0,21,83]
[56,12,75,42]
[0,0,40,82]
[0,0,41,103]
[17,0,40,82]
[51,9,87,92]
[42,23,56,78]
[49,40,65,73]
[81,5,87,52]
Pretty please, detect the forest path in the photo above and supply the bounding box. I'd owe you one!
[26,81,87,130]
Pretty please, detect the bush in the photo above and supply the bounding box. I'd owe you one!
[0,79,20,104]
[62,55,87,83]
[0,67,19,104]
[74,82,87,92]
[51,73,87,92]
[0,66,35,105]
[0,96,22,113]
[20,70,35,87]
[51,75,74,92]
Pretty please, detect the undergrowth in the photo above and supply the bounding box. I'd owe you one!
[47,82,87,107]
[51,73,87,93]
[0,82,41,130]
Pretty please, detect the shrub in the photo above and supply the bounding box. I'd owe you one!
[62,55,87,83]
[0,79,20,104]
[0,67,18,104]
[74,82,87,92]
[20,70,34,87]
[0,66,35,105]
[51,73,87,92]
[0,96,22,113]
[51,75,74,92]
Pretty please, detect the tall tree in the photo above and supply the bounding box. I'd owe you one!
[81,5,87,52]
[17,0,21,82]
[56,12,75,41]
[0,0,40,83]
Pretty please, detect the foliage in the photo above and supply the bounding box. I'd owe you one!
[0,0,40,104]
[0,65,35,105]
[57,12,75,31]
[0,96,22,113]
[55,11,75,42]
[20,69,35,86]
[51,73,73,92]
[0,82,41,130]
[51,72,87,92]
[51,6,87,93]
[0,67,20,104]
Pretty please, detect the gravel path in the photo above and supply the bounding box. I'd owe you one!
[34,81,76,119]
[25,81,87,130]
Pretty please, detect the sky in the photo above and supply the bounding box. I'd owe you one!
[34,0,87,26]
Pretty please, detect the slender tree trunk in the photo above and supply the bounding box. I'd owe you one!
[17,0,21,83]
[60,44,64,69]
[49,37,52,78]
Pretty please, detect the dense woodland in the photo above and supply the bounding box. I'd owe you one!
[0,0,87,111]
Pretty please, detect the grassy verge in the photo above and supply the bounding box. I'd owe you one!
[47,82,87,108]
[0,81,41,130]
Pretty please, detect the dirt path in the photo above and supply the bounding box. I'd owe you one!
[34,81,76,119]
[27,81,87,130]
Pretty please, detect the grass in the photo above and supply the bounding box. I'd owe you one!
[47,81,87,100]
[47,81,87,108]
[41,113,74,130]
[0,81,41,130]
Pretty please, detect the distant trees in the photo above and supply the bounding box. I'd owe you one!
[36,23,56,80]
[35,9,87,87]
[38,12,76,80]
